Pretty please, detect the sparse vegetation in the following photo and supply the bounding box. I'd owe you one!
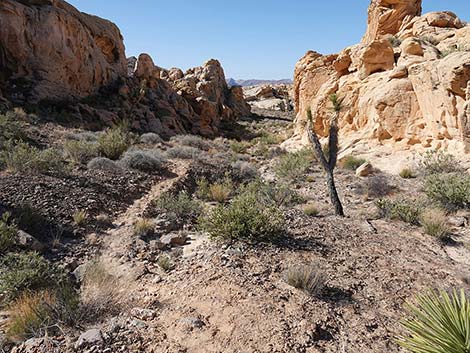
[0,111,26,148]
[87,157,122,171]
[157,255,174,272]
[284,266,325,296]
[171,134,212,150]
[0,212,18,254]
[424,173,470,211]
[275,148,312,181]
[376,198,424,225]
[399,289,470,353]
[0,141,65,174]
[342,155,367,171]
[63,140,99,165]
[239,179,305,207]
[153,192,202,220]
[303,203,319,217]
[165,146,200,159]
[420,208,450,239]
[362,175,394,198]
[119,149,166,173]
[420,35,439,46]
[231,161,258,181]
[139,132,162,145]
[72,210,88,226]
[418,149,461,175]
[198,188,284,241]
[97,125,132,160]
[388,35,402,48]
[133,218,154,237]
[230,140,252,154]
[197,176,233,203]
[400,168,416,179]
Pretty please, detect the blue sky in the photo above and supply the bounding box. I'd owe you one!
[68,1,469,80]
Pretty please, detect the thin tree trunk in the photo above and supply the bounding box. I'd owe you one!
[326,170,344,216]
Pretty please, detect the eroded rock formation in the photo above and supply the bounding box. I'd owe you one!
[291,0,470,153]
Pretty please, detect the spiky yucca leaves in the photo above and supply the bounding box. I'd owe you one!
[399,289,470,353]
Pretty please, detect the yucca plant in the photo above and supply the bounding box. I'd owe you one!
[399,289,470,353]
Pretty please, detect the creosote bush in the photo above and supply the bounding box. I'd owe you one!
[376,198,423,225]
[424,173,470,211]
[420,208,450,239]
[418,149,461,175]
[0,141,65,175]
[198,187,284,242]
[63,140,99,165]
[119,149,166,173]
[342,155,367,171]
[284,266,325,296]
[275,148,313,181]
[153,192,202,220]
[399,289,470,353]
[0,212,18,254]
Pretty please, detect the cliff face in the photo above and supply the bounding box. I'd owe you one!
[0,0,127,103]
[0,0,250,137]
[292,0,470,153]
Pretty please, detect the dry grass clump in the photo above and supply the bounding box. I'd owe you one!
[399,167,416,179]
[420,208,450,239]
[230,140,253,154]
[133,218,154,237]
[97,125,132,160]
[63,140,99,165]
[72,210,88,226]
[79,261,127,323]
[342,155,367,171]
[196,177,233,203]
[284,265,325,296]
[303,204,319,217]
[157,255,174,272]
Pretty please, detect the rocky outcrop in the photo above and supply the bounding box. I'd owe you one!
[461,82,470,152]
[363,0,422,43]
[243,84,293,112]
[291,0,470,154]
[0,0,127,103]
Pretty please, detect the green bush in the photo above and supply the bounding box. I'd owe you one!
[275,148,313,180]
[388,36,402,48]
[153,192,202,220]
[0,252,70,303]
[97,126,131,160]
[418,149,461,175]
[230,140,253,154]
[239,180,304,207]
[0,212,18,254]
[63,140,99,165]
[376,198,423,225]
[0,111,26,148]
[0,141,65,174]
[198,189,284,241]
[424,173,470,211]
[399,289,470,353]
[342,155,367,171]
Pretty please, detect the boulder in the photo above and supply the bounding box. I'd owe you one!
[75,329,103,350]
[358,39,395,79]
[0,0,126,103]
[356,162,374,177]
[16,230,44,252]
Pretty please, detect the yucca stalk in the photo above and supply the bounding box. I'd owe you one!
[399,289,470,353]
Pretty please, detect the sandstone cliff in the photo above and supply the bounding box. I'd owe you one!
[0,0,250,137]
[292,0,470,154]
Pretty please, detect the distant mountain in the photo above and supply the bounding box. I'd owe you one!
[227,78,293,87]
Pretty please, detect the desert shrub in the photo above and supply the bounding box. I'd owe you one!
[400,167,416,179]
[342,155,367,171]
[0,252,69,303]
[157,255,174,272]
[66,131,101,142]
[196,178,210,200]
[303,204,319,217]
[133,218,154,237]
[153,192,202,220]
[231,161,258,181]
[72,210,88,226]
[0,111,25,148]
[284,266,325,296]
[399,289,470,353]
[376,198,423,225]
[79,261,126,322]
[171,135,212,151]
[198,189,284,241]
[240,180,304,207]
[0,141,65,174]
[87,157,122,171]
[139,132,162,145]
[165,146,200,160]
[275,148,313,180]
[362,175,394,198]
[63,140,99,165]
[256,131,282,146]
[420,35,439,46]
[230,140,252,154]
[0,212,18,254]
[418,149,461,175]
[119,149,166,173]
[424,173,470,211]
[208,180,233,203]
[420,208,450,239]
[389,35,402,48]
[97,126,131,160]
[6,288,78,341]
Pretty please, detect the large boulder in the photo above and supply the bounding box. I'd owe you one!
[0,0,127,103]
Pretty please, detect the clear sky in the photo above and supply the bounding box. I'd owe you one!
[68,0,469,80]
